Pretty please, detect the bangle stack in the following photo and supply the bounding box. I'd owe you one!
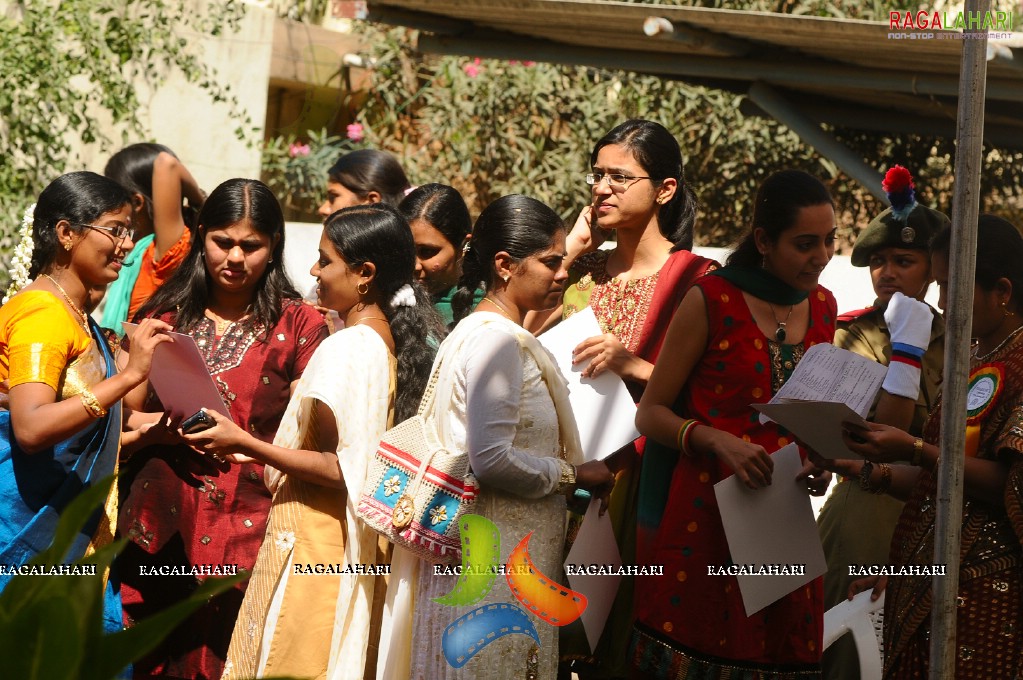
[676,418,702,456]
[79,388,107,418]
[858,461,893,494]
[557,459,578,495]
[873,463,892,494]
[911,437,924,467]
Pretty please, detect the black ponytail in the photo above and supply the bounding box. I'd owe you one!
[323,204,447,421]
[452,195,564,324]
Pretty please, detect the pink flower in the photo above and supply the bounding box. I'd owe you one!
[288,142,310,158]
[522,60,536,67]
[346,123,364,142]
[463,57,482,78]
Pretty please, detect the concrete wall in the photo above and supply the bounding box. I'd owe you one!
[77,2,277,191]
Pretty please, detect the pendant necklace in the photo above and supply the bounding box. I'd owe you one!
[770,303,795,343]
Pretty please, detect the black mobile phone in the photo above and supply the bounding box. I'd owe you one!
[181,409,214,434]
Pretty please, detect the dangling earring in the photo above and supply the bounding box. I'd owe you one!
[63,240,73,252]
[357,282,369,295]
[1003,301,1014,317]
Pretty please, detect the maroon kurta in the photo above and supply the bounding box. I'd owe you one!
[118,300,327,680]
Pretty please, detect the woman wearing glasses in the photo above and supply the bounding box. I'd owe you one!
[101,143,205,334]
[537,120,717,678]
[115,179,329,680]
[0,171,172,637]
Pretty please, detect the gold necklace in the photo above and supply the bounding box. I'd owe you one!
[482,296,514,320]
[351,316,389,327]
[42,274,90,333]
[973,322,1023,362]
[206,307,251,335]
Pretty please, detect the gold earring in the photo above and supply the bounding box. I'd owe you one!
[357,282,369,295]
[63,240,73,252]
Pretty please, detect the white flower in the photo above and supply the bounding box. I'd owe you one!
[275,530,295,552]
[429,505,448,525]
[4,203,36,304]
[383,474,402,496]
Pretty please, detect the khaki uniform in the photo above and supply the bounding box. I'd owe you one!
[818,303,944,680]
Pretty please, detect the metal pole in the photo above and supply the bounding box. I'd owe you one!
[930,0,989,677]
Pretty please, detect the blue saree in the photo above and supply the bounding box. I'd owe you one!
[0,316,124,633]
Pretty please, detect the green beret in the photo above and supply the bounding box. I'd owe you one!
[850,203,951,267]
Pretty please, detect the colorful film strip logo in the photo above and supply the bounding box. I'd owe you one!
[435,514,587,668]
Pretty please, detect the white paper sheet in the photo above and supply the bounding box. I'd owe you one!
[537,307,640,461]
[758,343,887,425]
[713,444,827,617]
[753,400,868,459]
[122,323,230,418]
[563,498,623,652]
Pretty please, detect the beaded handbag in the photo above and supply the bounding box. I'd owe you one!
[356,361,479,565]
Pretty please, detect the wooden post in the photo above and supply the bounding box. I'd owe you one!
[930,0,989,677]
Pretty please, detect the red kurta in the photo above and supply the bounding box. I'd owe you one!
[117,300,328,680]
[634,274,836,676]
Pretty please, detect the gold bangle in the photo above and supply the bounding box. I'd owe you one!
[557,459,577,495]
[873,463,893,495]
[911,437,924,467]
[79,388,107,418]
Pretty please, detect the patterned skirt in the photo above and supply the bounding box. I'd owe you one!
[630,623,821,680]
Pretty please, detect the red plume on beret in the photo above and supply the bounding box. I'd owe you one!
[882,165,917,222]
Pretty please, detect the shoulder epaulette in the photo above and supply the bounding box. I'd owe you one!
[837,306,877,324]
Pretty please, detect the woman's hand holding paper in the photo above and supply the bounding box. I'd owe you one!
[841,421,915,464]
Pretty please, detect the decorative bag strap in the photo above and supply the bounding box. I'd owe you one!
[415,362,443,419]
[403,419,448,501]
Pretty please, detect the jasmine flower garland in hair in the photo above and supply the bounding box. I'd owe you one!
[3,203,36,304]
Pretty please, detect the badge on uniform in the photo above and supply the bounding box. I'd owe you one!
[900,225,916,243]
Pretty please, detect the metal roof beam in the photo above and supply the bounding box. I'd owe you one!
[746,82,884,202]
[642,16,751,58]
[738,99,1023,151]
[367,5,471,36]
[416,31,1023,103]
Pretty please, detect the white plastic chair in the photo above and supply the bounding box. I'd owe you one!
[822,590,886,680]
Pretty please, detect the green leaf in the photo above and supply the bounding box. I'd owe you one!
[90,572,246,679]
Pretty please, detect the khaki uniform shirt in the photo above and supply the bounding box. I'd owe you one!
[833,302,945,435]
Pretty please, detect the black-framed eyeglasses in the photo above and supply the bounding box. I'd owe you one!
[585,172,654,188]
[73,223,135,243]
